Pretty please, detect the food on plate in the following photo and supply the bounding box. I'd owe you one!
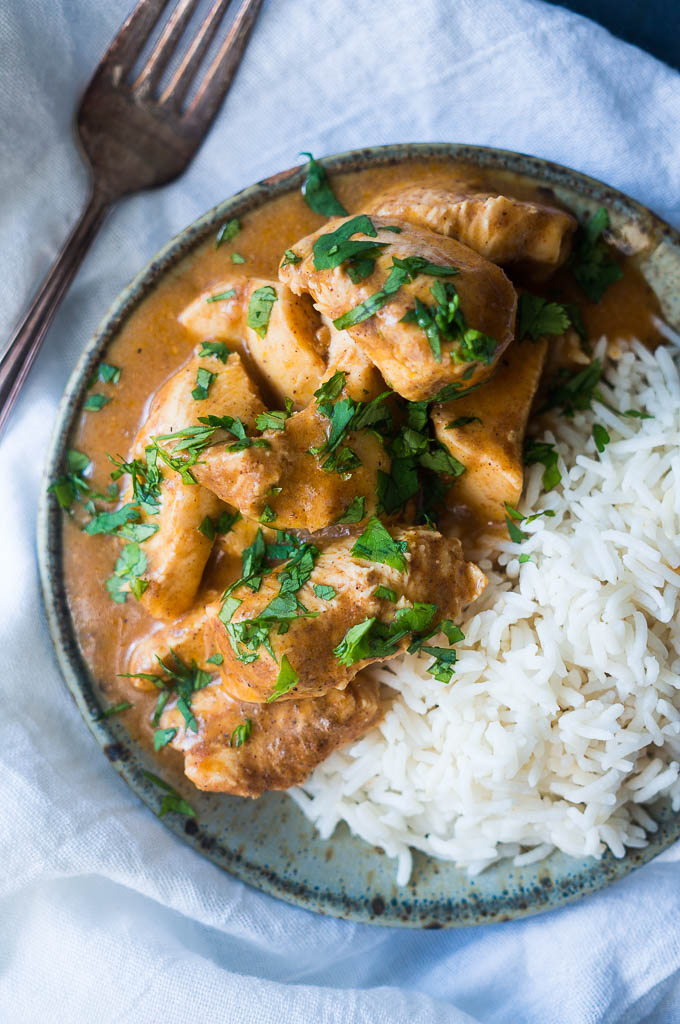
[58,153,677,883]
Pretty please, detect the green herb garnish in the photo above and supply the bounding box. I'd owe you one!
[143,770,196,818]
[83,394,110,412]
[517,294,571,341]
[255,398,294,432]
[247,285,278,338]
[351,517,408,572]
[593,423,610,452]
[313,584,336,600]
[191,367,216,401]
[206,288,236,303]
[334,495,366,524]
[105,542,148,604]
[216,218,240,248]
[231,252,246,264]
[229,718,252,747]
[300,152,348,217]
[89,362,121,386]
[154,727,177,750]
[93,700,133,721]
[524,439,561,492]
[199,341,230,362]
[333,255,457,331]
[267,655,299,703]
[281,249,302,266]
[374,585,397,602]
[571,207,623,302]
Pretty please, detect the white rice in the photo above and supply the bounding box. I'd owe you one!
[289,333,680,885]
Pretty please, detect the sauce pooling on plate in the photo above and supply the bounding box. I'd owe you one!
[58,156,663,805]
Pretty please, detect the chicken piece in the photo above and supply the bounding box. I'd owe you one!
[280,216,517,402]
[179,277,326,408]
[160,676,384,797]
[130,349,265,620]
[321,318,386,401]
[193,386,390,532]
[208,526,486,703]
[368,183,577,275]
[431,336,548,523]
[126,519,277,689]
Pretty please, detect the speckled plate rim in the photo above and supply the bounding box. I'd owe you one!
[38,143,680,928]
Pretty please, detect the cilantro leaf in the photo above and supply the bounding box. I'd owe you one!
[267,655,299,703]
[247,285,278,338]
[518,294,571,341]
[105,542,148,604]
[154,727,177,750]
[191,367,216,401]
[231,252,246,264]
[206,288,236,303]
[199,341,230,362]
[524,439,562,492]
[541,359,601,416]
[255,398,294,432]
[229,719,252,747]
[313,584,336,600]
[312,215,388,279]
[83,394,110,412]
[281,249,302,266]
[374,585,397,602]
[206,653,224,666]
[593,423,610,452]
[84,502,140,536]
[143,770,196,818]
[333,256,457,330]
[216,218,240,247]
[351,517,408,572]
[446,416,481,429]
[89,362,121,386]
[334,495,366,524]
[571,207,623,302]
[300,152,348,217]
[93,701,133,721]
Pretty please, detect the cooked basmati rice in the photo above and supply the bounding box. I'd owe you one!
[289,335,680,885]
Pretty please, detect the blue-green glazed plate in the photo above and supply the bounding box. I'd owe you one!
[38,144,680,927]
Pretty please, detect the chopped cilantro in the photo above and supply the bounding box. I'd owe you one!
[206,653,224,666]
[259,504,276,523]
[84,503,140,536]
[265,531,303,560]
[256,398,294,432]
[216,218,240,248]
[541,359,601,416]
[313,584,336,600]
[229,718,252,747]
[247,285,278,338]
[142,770,196,818]
[199,341,230,363]
[571,206,623,302]
[504,502,554,543]
[334,602,439,667]
[300,152,348,217]
[206,288,236,303]
[231,252,246,264]
[267,655,299,703]
[48,449,93,510]
[374,585,397,602]
[383,225,402,233]
[524,439,562,492]
[351,517,408,572]
[622,408,652,420]
[198,515,216,540]
[517,293,571,341]
[333,255,457,331]
[83,393,110,411]
[105,542,148,604]
[191,367,216,401]
[593,423,610,452]
[89,362,121,386]
[93,700,132,721]
[216,509,241,533]
[314,371,346,403]
[334,495,366,524]
[153,727,177,750]
[518,553,532,564]
[281,249,302,266]
[312,215,388,281]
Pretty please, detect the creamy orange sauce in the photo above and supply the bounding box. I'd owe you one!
[62,157,663,763]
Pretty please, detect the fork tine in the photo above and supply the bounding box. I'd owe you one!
[101,0,172,79]
[134,0,201,97]
[160,0,233,108]
[183,0,264,125]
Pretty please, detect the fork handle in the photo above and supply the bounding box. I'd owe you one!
[0,188,111,436]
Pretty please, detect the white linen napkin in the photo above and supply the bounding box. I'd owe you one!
[1,1,679,1021]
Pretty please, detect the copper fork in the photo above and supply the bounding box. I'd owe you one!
[0,0,264,435]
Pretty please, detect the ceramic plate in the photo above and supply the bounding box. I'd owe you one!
[38,144,680,927]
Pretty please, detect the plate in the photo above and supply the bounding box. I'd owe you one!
[38,143,680,927]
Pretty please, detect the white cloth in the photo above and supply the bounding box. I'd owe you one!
[1,1,680,1020]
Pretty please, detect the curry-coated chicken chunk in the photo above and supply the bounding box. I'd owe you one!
[160,676,384,797]
[207,524,486,704]
[280,215,517,402]
[368,183,577,274]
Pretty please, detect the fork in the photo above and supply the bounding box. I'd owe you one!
[0,0,263,436]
